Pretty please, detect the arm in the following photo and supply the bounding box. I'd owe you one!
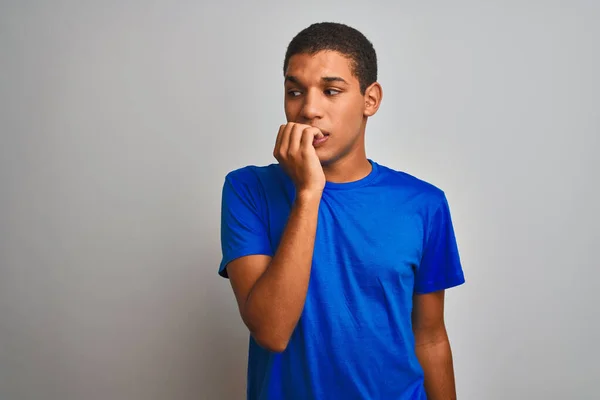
[412,290,457,400]
[224,123,326,353]
[227,191,320,352]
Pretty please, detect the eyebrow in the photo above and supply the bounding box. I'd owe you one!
[321,76,348,84]
[285,75,349,85]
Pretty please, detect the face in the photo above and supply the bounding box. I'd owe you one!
[284,51,373,166]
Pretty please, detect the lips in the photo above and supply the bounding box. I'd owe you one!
[313,132,330,146]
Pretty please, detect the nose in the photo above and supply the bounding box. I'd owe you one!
[298,89,324,123]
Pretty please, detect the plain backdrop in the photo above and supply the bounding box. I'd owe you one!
[1,1,598,399]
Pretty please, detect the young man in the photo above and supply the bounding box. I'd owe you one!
[219,22,465,400]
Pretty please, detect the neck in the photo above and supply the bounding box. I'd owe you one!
[322,150,372,183]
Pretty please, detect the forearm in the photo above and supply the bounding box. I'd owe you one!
[415,332,457,400]
[243,191,321,350]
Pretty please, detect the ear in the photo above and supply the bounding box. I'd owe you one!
[363,82,383,117]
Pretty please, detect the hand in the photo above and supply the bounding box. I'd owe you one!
[273,123,326,196]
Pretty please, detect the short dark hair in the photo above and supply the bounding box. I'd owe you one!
[283,22,378,94]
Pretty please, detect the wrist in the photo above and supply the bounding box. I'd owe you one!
[295,189,323,205]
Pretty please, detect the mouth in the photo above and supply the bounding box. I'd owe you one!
[313,131,330,146]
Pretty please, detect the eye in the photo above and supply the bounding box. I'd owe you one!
[287,90,302,97]
[325,89,341,96]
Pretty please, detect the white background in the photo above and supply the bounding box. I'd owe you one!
[1,1,598,399]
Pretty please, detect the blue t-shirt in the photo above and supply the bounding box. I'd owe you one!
[219,160,465,400]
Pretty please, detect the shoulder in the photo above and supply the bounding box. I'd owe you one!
[224,163,284,188]
[374,161,447,207]
[222,163,291,207]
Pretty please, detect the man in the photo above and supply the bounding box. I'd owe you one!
[219,22,465,400]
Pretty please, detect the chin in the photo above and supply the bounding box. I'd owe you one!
[316,151,336,166]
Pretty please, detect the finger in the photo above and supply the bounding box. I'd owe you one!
[288,123,306,155]
[274,124,286,157]
[300,127,322,150]
[278,123,295,158]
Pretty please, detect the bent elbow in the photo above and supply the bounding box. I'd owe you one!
[252,331,290,353]
[241,309,293,353]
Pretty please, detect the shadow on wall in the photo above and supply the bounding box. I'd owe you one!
[197,246,249,400]
[130,244,248,400]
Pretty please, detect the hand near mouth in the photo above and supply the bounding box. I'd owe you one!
[274,122,327,196]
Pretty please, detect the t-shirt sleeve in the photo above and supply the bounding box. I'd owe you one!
[414,194,465,294]
[218,172,273,278]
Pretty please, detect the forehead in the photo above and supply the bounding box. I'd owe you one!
[285,51,357,84]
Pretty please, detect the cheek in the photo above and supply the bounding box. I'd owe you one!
[337,99,364,125]
[284,102,298,120]
[283,107,292,121]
